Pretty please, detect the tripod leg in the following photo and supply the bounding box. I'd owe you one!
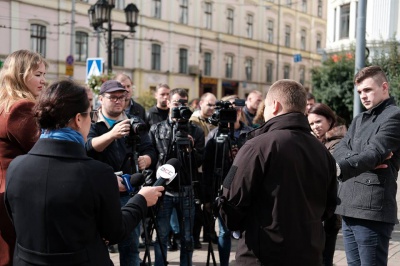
[205,215,217,266]
[140,219,152,266]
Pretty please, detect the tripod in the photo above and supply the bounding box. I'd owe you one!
[152,121,196,266]
[205,123,235,266]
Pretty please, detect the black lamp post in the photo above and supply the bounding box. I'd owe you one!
[88,0,139,74]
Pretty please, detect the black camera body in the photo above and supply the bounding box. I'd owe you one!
[129,117,147,135]
[208,99,245,126]
[171,106,193,122]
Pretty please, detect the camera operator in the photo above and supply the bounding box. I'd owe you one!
[149,88,205,266]
[86,80,157,266]
[203,95,252,266]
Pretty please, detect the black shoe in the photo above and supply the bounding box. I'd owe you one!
[168,241,178,251]
[108,245,118,253]
[138,242,145,248]
[194,241,202,249]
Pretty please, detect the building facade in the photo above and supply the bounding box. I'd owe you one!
[0,0,327,100]
[326,0,400,58]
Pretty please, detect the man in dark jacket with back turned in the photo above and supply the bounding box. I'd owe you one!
[220,79,337,265]
[333,66,400,265]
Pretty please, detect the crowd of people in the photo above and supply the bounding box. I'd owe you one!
[0,49,399,266]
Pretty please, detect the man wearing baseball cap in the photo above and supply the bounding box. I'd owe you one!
[86,80,157,266]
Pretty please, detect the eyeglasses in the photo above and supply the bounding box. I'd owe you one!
[103,94,127,102]
[81,110,98,122]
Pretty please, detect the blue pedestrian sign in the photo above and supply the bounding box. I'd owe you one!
[293,54,302,63]
[86,58,103,83]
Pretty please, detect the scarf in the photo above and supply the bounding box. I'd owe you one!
[40,127,85,147]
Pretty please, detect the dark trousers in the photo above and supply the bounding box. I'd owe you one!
[342,216,394,266]
[322,214,340,266]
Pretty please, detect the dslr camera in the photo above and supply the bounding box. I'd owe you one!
[171,99,193,122]
[129,117,147,135]
[208,99,245,126]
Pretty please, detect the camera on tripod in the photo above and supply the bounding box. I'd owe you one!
[129,117,147,135]
[208,99,245,126]
[171,105,192,122]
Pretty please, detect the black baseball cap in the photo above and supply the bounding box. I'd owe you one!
[99,80,127,95]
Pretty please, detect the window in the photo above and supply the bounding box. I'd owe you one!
[286,0,292,6]
[285,25,291,47]
[113,38,124,66]
[204,2,212,29]
[227,9,234,34]
[300,29,306,50]
[266,62,273,83]
[115,0,125,10]
[151,44,161,70]
[267,20,274,43]
[30,24,46,56]
[302,0,307,13]
[283,65,290,79]
[299,67,305,85]
[318,0,323,17]
[245,58,252,81]
[204,52,212,76]
[180,0,188,24]
[340,4,350,39]
[246,14,253,39]
[75,31,88,62]
[316,33,321,50]
[179,48,188,74]
[152,0,161,19]
[225,55,233,78]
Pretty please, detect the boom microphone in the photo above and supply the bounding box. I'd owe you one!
[153,158,181,187]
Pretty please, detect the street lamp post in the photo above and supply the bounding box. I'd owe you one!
[88,0,139,75]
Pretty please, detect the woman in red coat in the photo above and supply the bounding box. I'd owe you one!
[0,50,48,266]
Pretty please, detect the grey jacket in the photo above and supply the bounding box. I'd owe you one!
[333,97,400,224]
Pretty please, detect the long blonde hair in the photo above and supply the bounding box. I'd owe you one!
[0,50,48,113]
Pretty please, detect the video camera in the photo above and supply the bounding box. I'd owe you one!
[208,99,245,126]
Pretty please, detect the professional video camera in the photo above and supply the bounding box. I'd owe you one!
[129,117,147,135]
[208,98,245,126]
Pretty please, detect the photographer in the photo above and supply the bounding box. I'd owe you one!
[203,95,252,266]
[149,88,204,266]
[86,80,156,266]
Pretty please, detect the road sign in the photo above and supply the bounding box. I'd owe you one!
[86,58,103,83]
[66,55,74,65]
[65,55,74,76]
[293,54,302,63]
[66,65,74,76]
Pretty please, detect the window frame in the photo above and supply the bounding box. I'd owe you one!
[179,48,188,74]
[151,43,161,71]
[30,24,46,56]
[75,31,88,62]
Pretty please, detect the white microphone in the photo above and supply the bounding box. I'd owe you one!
[153,158,181,187]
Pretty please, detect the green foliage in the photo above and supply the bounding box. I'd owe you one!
[311,53,355,125]
[311,39,400,125]
[87,73,115,95]
[135,91,156,111]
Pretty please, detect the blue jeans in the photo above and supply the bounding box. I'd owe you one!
[170,207,180,234]
[342,216,394,266]
[218,216,231,266]
[119,195,141,266]
[154,190,195,266]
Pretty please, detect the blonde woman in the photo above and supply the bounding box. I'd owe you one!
[0,50,48,265]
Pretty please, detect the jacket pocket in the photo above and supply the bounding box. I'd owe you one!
[352,173,385,210]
